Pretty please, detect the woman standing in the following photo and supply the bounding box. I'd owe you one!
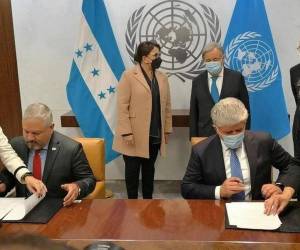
[113,41,172,199]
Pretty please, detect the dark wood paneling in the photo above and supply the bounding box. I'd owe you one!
[0,0,22,139]
[61,110,190,128]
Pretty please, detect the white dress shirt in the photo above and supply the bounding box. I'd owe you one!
[215,139,252,200]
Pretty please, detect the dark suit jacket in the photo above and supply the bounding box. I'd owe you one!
[189,68,250,137]
[290,63,300,104]
[181,131,300,200]
[0,131,96,199]
[290,63,300,159]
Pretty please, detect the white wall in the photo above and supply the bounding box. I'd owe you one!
[11,0,300,180]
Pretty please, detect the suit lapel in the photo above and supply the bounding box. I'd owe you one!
[42,132,61,183]
[20,140,30,165]
[243,132,257,192]
[219,68,228,99]
[132,65,151,93]
[155,70,164,97]
[202,72,215,103]
[210,136,227,182]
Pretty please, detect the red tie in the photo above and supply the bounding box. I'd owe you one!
[33,150,42,180]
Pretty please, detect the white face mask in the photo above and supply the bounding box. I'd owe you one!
[205,61,222,76]
[221,132,245,149]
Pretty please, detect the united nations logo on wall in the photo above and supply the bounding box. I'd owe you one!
[125,0,221,81]
[225,32,278,92]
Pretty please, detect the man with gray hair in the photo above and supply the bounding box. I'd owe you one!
[189,42,250,138]
[0,103,96,206]
[182,97,300,214]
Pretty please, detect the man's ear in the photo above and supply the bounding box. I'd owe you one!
[214,126,222,138]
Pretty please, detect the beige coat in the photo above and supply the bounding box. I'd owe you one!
[0,127,29,183]
[113,65,172,158]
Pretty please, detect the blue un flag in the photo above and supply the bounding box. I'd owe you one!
[66,0,125,162]
[223,0,290,139]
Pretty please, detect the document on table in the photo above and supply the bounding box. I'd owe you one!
[226,202,282,230]
[0,193,45,221]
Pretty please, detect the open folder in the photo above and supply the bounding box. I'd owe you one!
[225,202,282,230]
[225,201,300,232]
[0,194,62,224]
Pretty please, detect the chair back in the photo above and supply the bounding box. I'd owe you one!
[74,138,105,182]
[74,137,106,199]
[191,137,207,146]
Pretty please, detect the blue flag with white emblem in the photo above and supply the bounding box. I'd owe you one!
[223,0,290,139]
[66,0,125,162]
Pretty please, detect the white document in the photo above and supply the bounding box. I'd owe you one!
[226,202,282,230]
[0,198,24,219]
[0,193,45,221]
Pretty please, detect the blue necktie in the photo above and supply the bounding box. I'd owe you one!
[210,77,219,103]
[230,149,245,200]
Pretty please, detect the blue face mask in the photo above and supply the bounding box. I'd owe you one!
[205,61,222,76]
[221,132,245,149]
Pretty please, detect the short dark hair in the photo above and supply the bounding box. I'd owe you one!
[134,41,161,63]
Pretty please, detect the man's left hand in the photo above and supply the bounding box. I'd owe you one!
[264,187,294,215]
[261,184,282,199]
[61,183,80,206]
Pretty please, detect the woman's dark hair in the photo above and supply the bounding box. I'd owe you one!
[134,41,161,63]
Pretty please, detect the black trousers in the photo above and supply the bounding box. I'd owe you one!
[123,143,160,199]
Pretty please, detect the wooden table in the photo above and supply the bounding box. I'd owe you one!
[1,199,300,249]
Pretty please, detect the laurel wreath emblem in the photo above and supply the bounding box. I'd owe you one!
[125,6,145,62]
[178,4,221,80]
[225,31,278,92]
[125,2,221,81]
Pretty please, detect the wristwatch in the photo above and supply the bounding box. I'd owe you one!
[77,185,81,197]
[21,172,33,182]
[275,182,285,191]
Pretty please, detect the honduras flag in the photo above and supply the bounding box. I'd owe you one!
[223,0,290,139]
[66,0,125,162]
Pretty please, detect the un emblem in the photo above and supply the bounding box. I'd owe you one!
[125,0,221,81]
[225,32,278,92]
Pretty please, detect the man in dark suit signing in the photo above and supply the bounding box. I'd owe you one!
[0,103,96,206]
[182,97,300,214]
[189,42,250,138]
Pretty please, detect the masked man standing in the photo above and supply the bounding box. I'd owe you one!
[189,42,250,138]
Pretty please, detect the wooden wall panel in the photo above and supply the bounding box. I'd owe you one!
[0,0,22,139]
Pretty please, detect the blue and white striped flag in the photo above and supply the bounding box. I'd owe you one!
[66,0,125,162]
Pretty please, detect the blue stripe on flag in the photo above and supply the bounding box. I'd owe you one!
[223,0,290,139]
[82,0,125,80]
[67,60,119,162]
